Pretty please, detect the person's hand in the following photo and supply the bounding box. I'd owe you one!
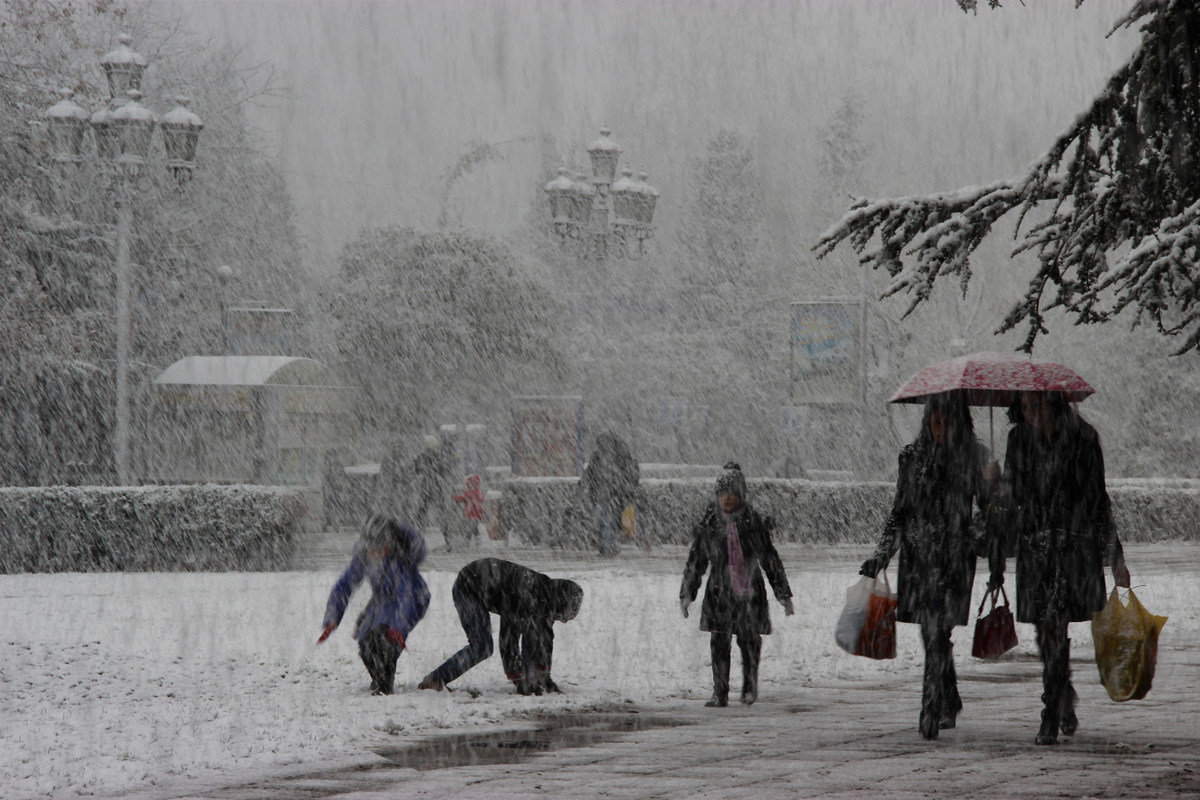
[543,678,562,694]
[680,598,690,619]
[1113,560,1131,589]
[417,675,444,691]
[982,460,1001,485]
[859,559,879,579]
[986,572,1004,593]
[317,623,336,644]
[782,598,795,616]
[385,628,407,649]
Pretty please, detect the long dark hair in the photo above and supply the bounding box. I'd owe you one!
[915,392,976,451]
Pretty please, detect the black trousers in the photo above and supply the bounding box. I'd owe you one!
[429,581,554,689]
[359,625,403,694]
[918,614,961,723]
[709,630,761,698]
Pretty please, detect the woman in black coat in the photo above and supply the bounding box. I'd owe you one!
[860,392,996,740]
[681,463,793,707]
[989,391,1130,745]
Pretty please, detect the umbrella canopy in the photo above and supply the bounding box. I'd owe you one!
[889,351,1095,407]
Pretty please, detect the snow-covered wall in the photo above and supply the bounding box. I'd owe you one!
[0,485,306,573]
[499,478,1200,548]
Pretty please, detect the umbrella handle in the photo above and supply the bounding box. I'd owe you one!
[990,406,994,452]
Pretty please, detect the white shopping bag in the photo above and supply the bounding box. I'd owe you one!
[835,575,875,654]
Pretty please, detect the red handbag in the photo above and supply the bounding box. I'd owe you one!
[972,586,1019,659]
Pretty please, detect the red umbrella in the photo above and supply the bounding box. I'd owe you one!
[888,351,1095,447]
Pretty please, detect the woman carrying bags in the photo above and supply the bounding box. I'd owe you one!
[860,392,998,740]
[988,391,1130,745]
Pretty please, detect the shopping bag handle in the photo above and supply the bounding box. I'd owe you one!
[977,584,1010,615]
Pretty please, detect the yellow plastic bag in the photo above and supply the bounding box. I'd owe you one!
[1092,588,1167,702]
[620,504,637,539]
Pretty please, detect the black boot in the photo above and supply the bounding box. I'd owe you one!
[1035,704,1059,745]
[939,644,962,729]
[738,633,761,705]
[708,633,731,708]
[1059,682,1078,736]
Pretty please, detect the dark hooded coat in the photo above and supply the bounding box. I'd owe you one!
[999,414,1123,624]
[870,437,992,626]
[680,503,792,635]
[580,433,639,512]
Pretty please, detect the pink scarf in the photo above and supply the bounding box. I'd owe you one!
[724,512,751,598]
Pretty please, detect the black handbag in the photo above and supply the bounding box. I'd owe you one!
[972,586,1019,659]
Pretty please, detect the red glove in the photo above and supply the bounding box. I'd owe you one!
[385,628,407,649]
[317,623,336,644]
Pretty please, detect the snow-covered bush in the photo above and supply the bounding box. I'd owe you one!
[500,477,1200,548]
[0,485,306,574]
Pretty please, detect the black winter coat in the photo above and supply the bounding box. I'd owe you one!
[996,415,1123,624]
[870,438,991,627]
[680,503,792,635]
[456,558,573,622]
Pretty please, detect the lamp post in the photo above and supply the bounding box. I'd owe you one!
[40,34,203,485]
[544,127,659,260]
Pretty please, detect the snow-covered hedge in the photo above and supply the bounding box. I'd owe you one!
[0,485,307,573]
[500,478,1200,548]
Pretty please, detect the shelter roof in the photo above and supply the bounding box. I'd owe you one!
[154,356,341,388]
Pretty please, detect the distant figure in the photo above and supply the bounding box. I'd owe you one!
[374,440,410,519]
[318,515,431,695]
[778,454,807,480]
[417,558,583,695]
[411,434,459,551]
[681,462,793,707]
[990,390,1130,745]
[581,431,639,557]
[859,392,997,740]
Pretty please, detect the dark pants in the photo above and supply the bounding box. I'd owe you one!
[359,625,403,694]
[710,630,761,699]
[429,580,554,688]
[1036,616,1073,734]
[918,614,961,729]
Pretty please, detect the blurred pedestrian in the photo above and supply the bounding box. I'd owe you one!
[680,462,793,707]
[581,431,639,557]
[318,515,431,695]
[989,390,1130,745]
[417,558,584,695]
[859,392,998,739]
[412,434,459,551]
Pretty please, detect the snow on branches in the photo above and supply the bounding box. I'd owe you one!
[816,0,1200,354]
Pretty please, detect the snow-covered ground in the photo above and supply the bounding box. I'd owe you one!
[1,543,1194,800]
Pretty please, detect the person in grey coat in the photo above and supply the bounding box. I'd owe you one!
[681,462,793,707]
[860,392,997,740]
[989,391,1130,745]
[581,431,640,557]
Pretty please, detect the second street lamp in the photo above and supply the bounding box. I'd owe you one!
[39,34,203,486]
[545,127,659,260]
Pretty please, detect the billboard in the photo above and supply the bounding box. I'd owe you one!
[511,396,585,477]
[790,299,862,406]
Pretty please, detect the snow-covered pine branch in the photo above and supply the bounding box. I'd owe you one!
[816,0,1200,354]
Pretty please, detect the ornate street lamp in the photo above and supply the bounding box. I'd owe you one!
[41,89,88,164]
[38,34,204,485]
[544,127,659,260]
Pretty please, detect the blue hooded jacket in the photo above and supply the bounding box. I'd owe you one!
[322,521,431,642]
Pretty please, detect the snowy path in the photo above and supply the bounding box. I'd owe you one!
[1,543,1196,799]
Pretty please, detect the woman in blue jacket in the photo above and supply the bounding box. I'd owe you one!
[318,515,431,695]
